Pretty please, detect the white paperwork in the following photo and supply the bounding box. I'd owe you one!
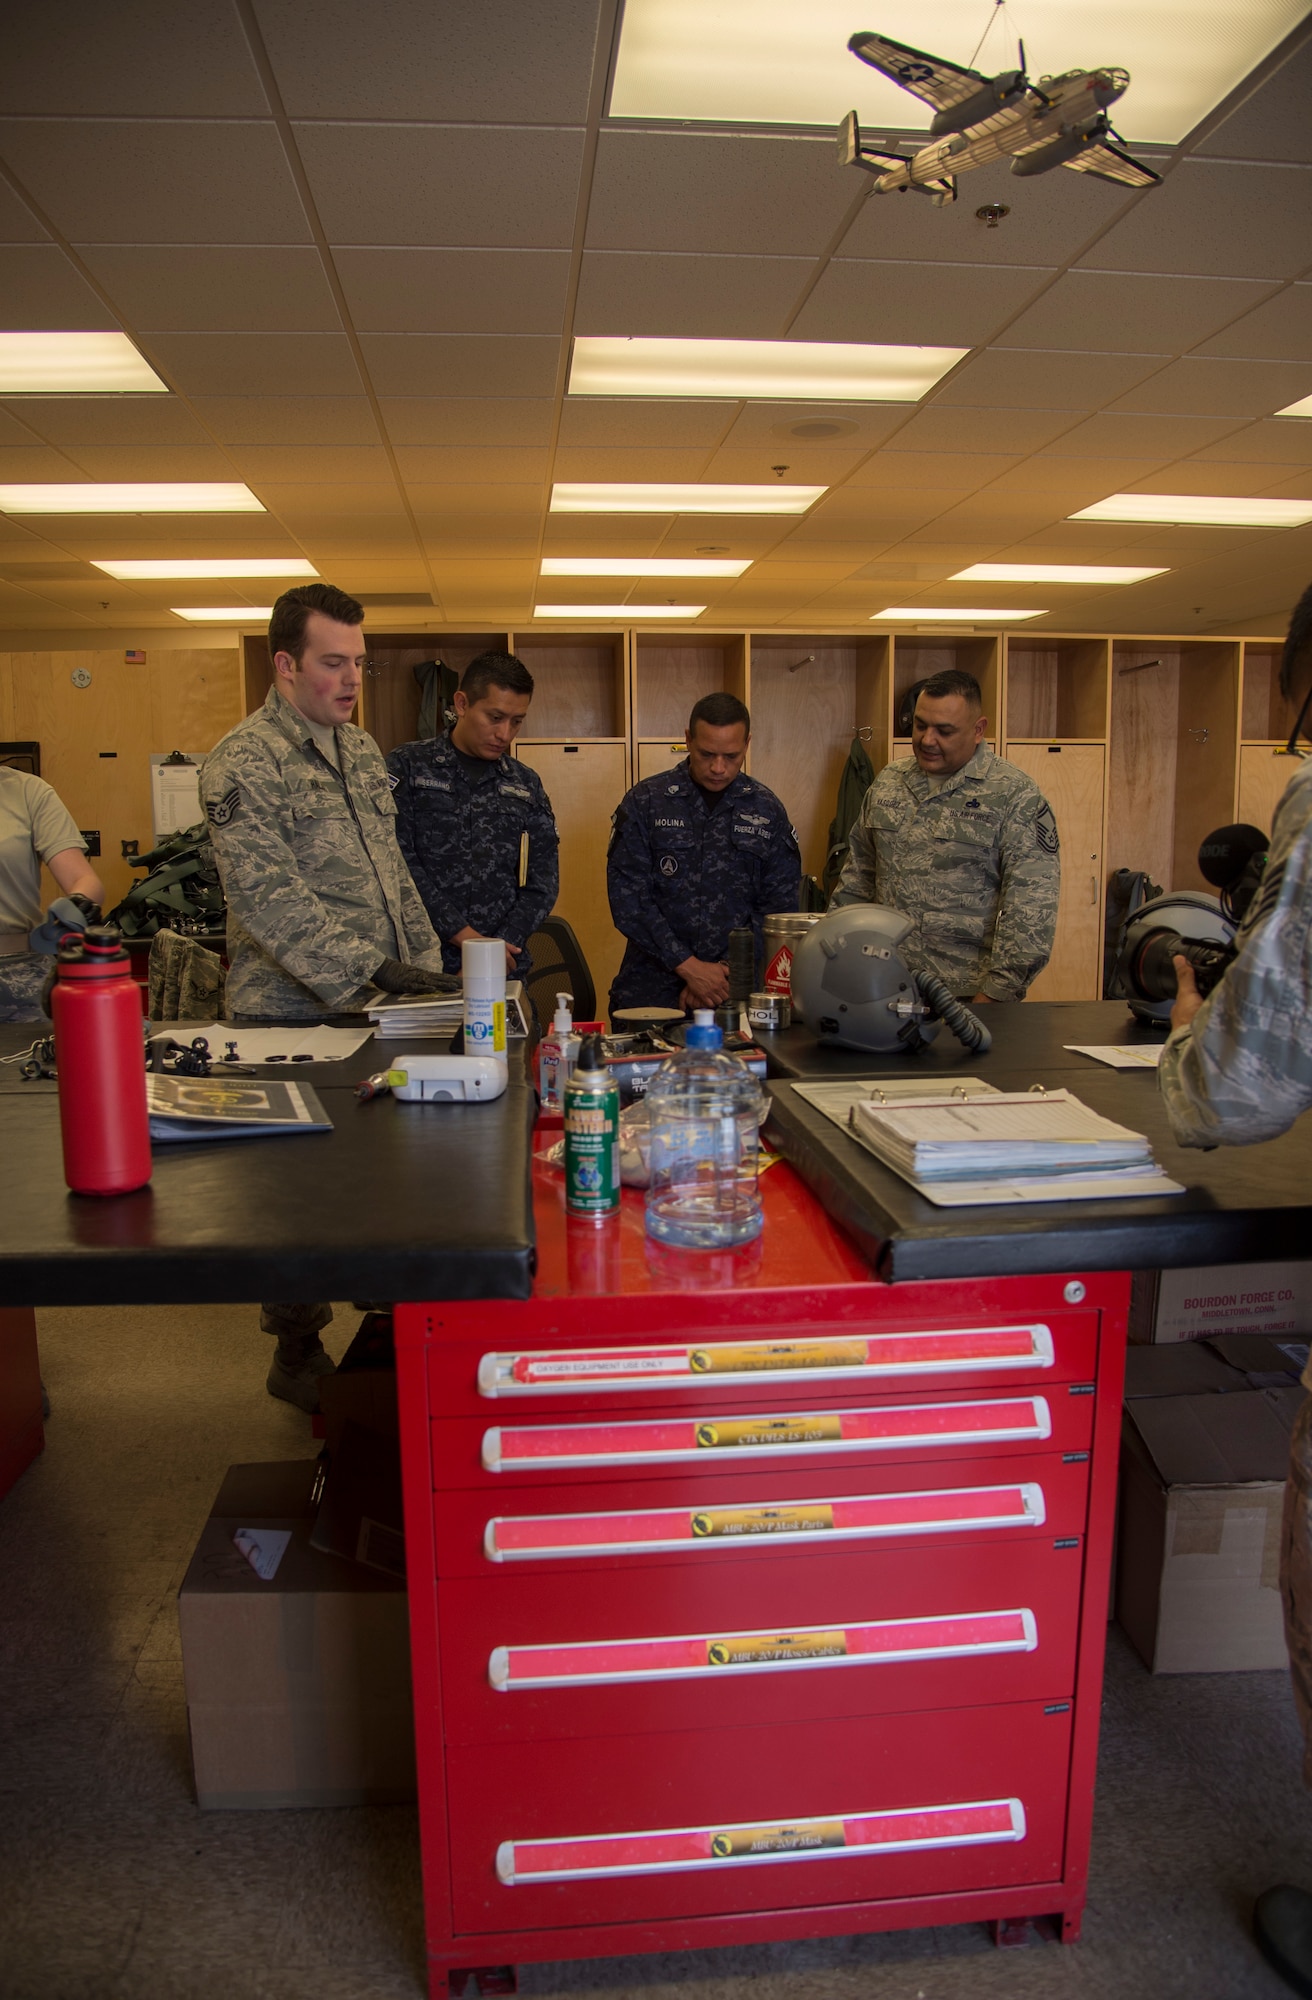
[367,981,530,1039]
[1064,1043,1165,1070]
[841,1088,1183,1208]
[149,1023,373,1062]
[792,1077,999,1142]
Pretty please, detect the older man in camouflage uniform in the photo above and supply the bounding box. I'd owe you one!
[200,582,455,1412]
[832,669,1059,1001]
[1159,584,1312,1995]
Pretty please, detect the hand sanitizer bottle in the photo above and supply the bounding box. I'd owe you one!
[537,991,580,1120]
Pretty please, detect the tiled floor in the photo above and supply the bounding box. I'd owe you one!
[0,1300,1306,2000]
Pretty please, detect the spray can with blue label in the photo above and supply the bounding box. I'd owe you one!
[462,937,507,1062]
[564,1034,620,1220]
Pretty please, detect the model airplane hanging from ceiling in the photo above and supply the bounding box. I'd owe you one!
[839,29,1162,206]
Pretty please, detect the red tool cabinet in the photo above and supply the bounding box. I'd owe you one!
[395,1166,1128,1998]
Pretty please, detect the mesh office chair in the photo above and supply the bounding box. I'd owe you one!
[522,916,597,1027]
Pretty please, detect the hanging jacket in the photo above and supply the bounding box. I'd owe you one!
[821,733,876,903]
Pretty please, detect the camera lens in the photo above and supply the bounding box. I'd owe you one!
[1127,927,1185,1003]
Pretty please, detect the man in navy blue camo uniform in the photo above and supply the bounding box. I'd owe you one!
[607,691,801,1012]
[387,651,558,978]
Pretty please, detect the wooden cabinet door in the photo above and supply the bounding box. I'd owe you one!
[637,740,686,783]
[515,742,628,1009]
[1005,744,1105,1003]
[1237,744,1301,837]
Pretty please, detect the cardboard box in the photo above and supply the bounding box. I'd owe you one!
[1129,1262,1312,1343]
[178,1459,415,1809]
[1116,1387,1303,1673]
[1123,1335,1307,1400]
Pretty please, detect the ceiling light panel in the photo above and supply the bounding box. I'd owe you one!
[1276,394,1312,419]
[540,556,750,577]
[1069,494,1312,527]
[92,559,318,579]
[870,607,1046,621]
[953,563,1169,584]
[551,482,825,514]
[534,603,707,617]
[0,331,169,395]
[569,337,966,402]
[0,483,262,513]
[172,606,274,620]
[610,0,1308,144]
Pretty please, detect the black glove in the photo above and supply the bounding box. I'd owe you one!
[372,957,461,996]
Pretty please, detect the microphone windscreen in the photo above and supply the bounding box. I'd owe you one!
[1197,822,1268,889]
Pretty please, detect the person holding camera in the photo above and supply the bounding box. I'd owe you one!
[1159,579,1312,1996]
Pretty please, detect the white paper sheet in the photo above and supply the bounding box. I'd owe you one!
[1064,1044,1165,1070]
[150,754,203,836]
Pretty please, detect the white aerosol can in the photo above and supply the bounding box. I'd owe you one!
[462,937,507,1063]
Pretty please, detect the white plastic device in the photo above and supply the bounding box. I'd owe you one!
[387,1055,508,1103]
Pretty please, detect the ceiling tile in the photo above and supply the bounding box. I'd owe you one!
[1078,160,1312,280]
[381,398,555,447]
[296,125,584,250]
[257,483,407,521]
[1196,38,1312,164]
[0,1,268,116]
[0,410,48,447]
[224,446,395,484]
[142,334,362,398]
[904,497,1065,539]
[191,397,380,445]
[0,447,85,480]
[586,132,855,256]
[699,447,866,485]
[719,404,908,450]
[254,0,602,122]
[1107,355,1312,417]
[415,529,541,557]
[358,336,559,399]
[0,120,310,244]
[334,248,569,335]
[791,260,1052,347]
[0,244,117,329]
[409,482,543,523]
[558,400,732,449]
[13,397,214,445]
[1126,460,1312,496]
[1192,419,1312,463]
[982,459,1173,503]
[999,271,1276,355]
[574,252,810,338]
[1039,412,1250,458]
[79,247,339,332]
[0,178,51,243]
[550,447,712,481]
[1266,471,1312,498]
[935,350,1167,410]
[787,489,957,536]
[885,406,1083,453]
[60,445,243,480]
[838,158,1138,267]
[851,451,1020,491]
[1195,283,1312,361]
[394,446,549,484]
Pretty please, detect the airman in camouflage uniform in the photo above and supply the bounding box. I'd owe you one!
[833,737,1059,999]
[607,693,800,1012]
[201,682,447,1019]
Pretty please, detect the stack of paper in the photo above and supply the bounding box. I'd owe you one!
[367,982,529,1040]
[846,1089,1182,1208]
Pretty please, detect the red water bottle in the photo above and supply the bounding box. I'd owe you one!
[51,925,152,1196]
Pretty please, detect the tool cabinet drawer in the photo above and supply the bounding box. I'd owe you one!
[435,1535,1085,1746]
[427,1312,1099,1418]
[432,1382,1096,1489]
[432,1447,1090,1578]
[443,1698,1072,1933]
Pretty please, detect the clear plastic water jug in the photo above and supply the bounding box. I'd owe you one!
[644,1011,764,1249]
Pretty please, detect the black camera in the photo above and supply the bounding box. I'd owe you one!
[1110,822,1268,1024]
[1120,926,1237,1005]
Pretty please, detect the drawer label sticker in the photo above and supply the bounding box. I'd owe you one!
[477,1324,1055,1396]
[495,1797,1027,1883]
[488,1608,1038,1689]
[483,1482,1046,1561]
[481,1397,1051,1471]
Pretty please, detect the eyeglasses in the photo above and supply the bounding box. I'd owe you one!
[1284,676,1312,757]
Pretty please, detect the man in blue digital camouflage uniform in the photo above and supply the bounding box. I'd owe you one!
[387,651,558,978]
[607,691,801,1012]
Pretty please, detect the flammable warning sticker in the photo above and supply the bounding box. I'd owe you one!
[707,1630,848,1666]
[691,1504,835,1538]
[694,1415,843,1450]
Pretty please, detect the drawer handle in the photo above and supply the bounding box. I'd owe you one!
[477,1324,1055,1396]
[488,1607,1039,1690]
[484,1481,1046,1561]
[496,1797,1027,1884]
[483,1396,1052,1471]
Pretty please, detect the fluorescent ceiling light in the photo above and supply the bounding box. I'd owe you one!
[1276,394,1312,419]
[569,337,964,402]
[541,556,750,578]
[0,482,262,514]
[871,607,1045,622]
[172,605,274,621]
[93,558,318,580]
[953,563,1168,585]
[534,604,706,618]
[551,483,825,515]
[0,330,168,395]
[1069,494,1312,528]
[610,0,1306,144]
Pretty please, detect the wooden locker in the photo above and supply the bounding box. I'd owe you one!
[637,741,686,783]
[1237,744,1300,836]
[515,741,628,1010]
[1006,744,1105,1003]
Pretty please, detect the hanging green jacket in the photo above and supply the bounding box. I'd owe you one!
[822,734,876,903]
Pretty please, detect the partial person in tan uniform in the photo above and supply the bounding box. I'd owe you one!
[0,763,105,1021]
[1158,577,1312,1998]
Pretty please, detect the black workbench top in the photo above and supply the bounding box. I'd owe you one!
[0,1026,536,1307]
[758,998,1165,1083]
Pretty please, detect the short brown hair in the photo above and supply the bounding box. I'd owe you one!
[268,583,365,665]
[917,670,982,712]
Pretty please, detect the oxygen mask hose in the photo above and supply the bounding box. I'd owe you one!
[914,970,993,1054]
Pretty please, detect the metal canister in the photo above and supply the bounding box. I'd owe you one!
[762,913,823,998]
[747,990,791,1032]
